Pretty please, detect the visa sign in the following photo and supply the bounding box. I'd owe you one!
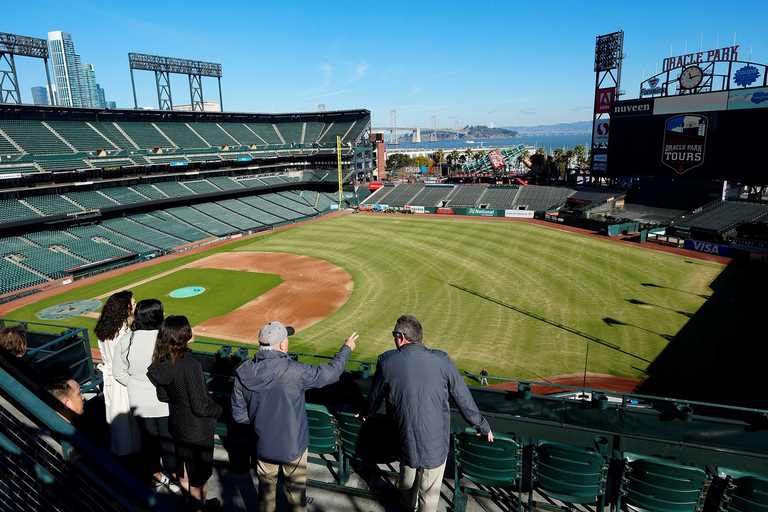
[683,239,729,256]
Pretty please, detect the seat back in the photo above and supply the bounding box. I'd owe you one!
[531,440,609,505]
[306,403,339,456]
[620,452,711,512]
[335,412,396,463]
[717,467,768,512]
[454,428,522,487]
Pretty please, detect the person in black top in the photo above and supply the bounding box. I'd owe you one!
[148,316,222,512]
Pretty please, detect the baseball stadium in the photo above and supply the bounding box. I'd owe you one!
[1,30,767,512]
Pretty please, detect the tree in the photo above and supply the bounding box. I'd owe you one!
[412,155,432,170]
[517,149,531,172]
[464,148,475,164]
[386,153,412,178]
[433,149,445,175]
[447,150,461,172]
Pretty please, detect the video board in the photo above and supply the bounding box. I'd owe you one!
[606,87,768,183]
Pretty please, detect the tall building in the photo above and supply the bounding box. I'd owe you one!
[47,31,106,108]
[30,86,50,106]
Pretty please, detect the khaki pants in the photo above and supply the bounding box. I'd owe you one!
[400,459,447,512]
[255,450,308,512]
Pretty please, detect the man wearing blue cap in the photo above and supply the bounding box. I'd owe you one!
[231,321,358,512]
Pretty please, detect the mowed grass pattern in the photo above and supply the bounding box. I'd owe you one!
[5,214,724,381]
[234,215,723,381]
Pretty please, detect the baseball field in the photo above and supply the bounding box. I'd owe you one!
[2,213,726,384]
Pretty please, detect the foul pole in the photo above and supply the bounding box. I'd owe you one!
[337,136,343,210]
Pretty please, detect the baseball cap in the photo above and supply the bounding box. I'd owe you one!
[258,321,296,346]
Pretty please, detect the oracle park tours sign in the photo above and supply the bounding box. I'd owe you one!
[598,43,768,183]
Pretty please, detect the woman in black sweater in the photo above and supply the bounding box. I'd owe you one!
[148,316,222,512]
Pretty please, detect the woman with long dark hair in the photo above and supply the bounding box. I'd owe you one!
[94,290,140,457]
[112,299,178,490]
[148,316,222,511]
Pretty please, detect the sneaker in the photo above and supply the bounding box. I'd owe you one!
[149,473,169,489]
[167,479,181,493]
[204,498,221,511]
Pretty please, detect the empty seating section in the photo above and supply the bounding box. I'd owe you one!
[192,203,261,231]
[154,123,208,149]
[0,236,36,254]
[208,176,244,191]
[514,186,573,211]
[116,122,173,149]
[15,247,84,278]
[679,201,768,232]
[318,121,356,143]
[379,184,426,206]
[483,187,521,209]
[447,186,487,207]
[300,190,319,207]
[152,181,195,198]
[260,176,286,185]
[45,121,115,152]
[88,158,137,169]
[0,164,40,175]
[219,123,260,145]
[0,132,22,154]
[0,199,40,223]
[130,184,167,200]
[23,230,75,246]
[24,194,83,216]
[101,218,185,250]
[245,123,282,145]
[100,186,149,205]
[274,123,302,144]
[64,238,133,262]
[0,120,74,155]
[91,122,138,150]
[302,122,325,144]
[63,190,119,210]
[165,207,238,236]
[131,212,209,242]
[33,157,90,172]
[366,185,396,204]
[409,185,455,206]
[66,225,156,256]
[184,180,220,195]
[268,193,316,216]
[283,190,313,207]
[215,199,279,226]
[0,259,47,294]
[191,123,239,147]
[238,177,267,188]
[239,195,299,221]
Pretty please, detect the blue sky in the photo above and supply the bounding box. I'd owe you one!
[5,0,767,128]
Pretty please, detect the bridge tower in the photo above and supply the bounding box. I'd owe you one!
[453,121,459,140]
[389,110,399,145]
[430,116,437,141]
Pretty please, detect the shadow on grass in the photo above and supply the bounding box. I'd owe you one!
[634,260,766,408]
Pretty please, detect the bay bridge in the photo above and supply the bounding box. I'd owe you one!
[371,110,464,144]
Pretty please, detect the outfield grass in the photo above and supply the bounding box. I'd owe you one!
[5,214,725,381]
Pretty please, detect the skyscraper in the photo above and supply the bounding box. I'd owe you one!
[47,31,106,108]
[31,86,50,106]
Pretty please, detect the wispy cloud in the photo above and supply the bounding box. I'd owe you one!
[411,85,423,95]
[351,61,369,82]
[296,63,334,97]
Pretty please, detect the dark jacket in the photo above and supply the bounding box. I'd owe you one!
[230,345,351,464]
[147,352,222,442]
[361,343,490,469]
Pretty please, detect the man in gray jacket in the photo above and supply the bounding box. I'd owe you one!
[361,315,493,512]
[231,321,358,512]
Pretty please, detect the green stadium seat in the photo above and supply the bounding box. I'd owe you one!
[452,427,523,512]
[306,404,343,486]
[335,412,397,486]
[716,467,768,512]
[529,439,610,512]
[617,452,711,512]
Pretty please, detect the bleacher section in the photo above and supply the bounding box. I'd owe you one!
[0,120,74,155]
[131,212,210,242]
[165,207,239,236]
[184,180,221,195]
[100,186,151,205]
[152,181,195,198]
[246,123,282,145]
[219,123,260,145]
[154,123,208,149]
[0,199,39,223]
[66,225,156,256]
[130,184,168,200]
[12,247,85,279]
[101,218,186,251]
[116,122,174,149]
[408,185,455,206]
[674,201,768,234]
[63,190,120,210]
[0,258,47,294]
[44,121,116,152]
[64,238,133,262]
[90,121,138,150]
[191,123,239,147]
[215,199,280,227]
[192,203,262,231]
[23,195,83,216]
[482,186,521,209]
[514,186,573,211]
[208,176,245,191]
[447,185,487,207]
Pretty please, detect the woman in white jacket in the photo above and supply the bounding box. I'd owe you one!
[94,290,140,458]
[113,299,177,489]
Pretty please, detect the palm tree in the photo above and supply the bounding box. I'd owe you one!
[448,150,461,174]
[464,148,475,164]
[433,149,445,177]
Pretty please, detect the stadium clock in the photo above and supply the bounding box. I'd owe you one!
[679,65,704,90]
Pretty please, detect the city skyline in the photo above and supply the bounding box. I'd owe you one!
[4,0,767,126]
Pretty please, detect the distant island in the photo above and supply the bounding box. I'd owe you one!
[502,121,591,134]
[398,124,519,141]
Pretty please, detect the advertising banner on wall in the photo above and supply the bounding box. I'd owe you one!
[595,88,615,114]
[504,209,535,218]
[727,86,768,110]
[654,92,728,115]
[594,119,610,144]
[405,205,425,214]
[468,208,496,217]
[611,98,654,116]
[682,239,729,256]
